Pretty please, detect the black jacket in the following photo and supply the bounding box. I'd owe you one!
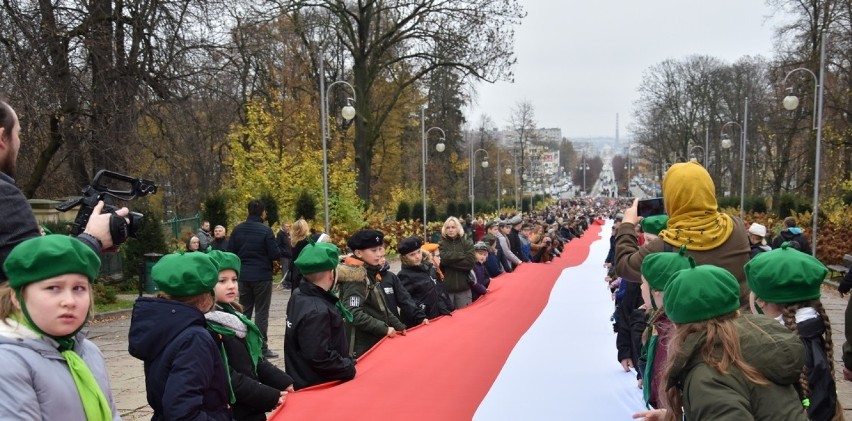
[375,263,426,328]
[128,298,231,421]
[210,238,230,251]
[772,229,811,255]
[207,306,294,421]
[228,215,281,281]
[288,239,309,290]
[284,282,356,390]
[508,228,522,261]
[797,316,838,421]
[397,262,454,321]
[276,230,292,259]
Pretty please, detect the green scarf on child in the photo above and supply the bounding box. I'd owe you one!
[13,306,112,421]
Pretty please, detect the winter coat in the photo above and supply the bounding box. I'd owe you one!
[276,230,293,259]
[0,319,120,420]
[615,217,751,306]
[375,262,426,328]
[749,242,772,259]
[198,228,213,251]
[287,239,309,290]
[772,228,811,254]
[284,282,356,390]
[210,237,230,251]
[128,297,231,421]
[439,235,476,293]
[228,214,281,281]
[508,228,523,261]
[796,315,838,421]
[206,306,294,421]
[666,314,808,420]
[335,260,406,358]
[496,231,522,266]
[397,262,454,320]
[484,252,504,278]
[471,262,490,302]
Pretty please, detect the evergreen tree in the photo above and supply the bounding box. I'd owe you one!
[260,191,280,227]
[295,190,317,222]
[122,203,168,280]
[202,192,229,229]
[396,201,411,221]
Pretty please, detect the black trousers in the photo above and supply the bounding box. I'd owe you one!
[239,280,272,350]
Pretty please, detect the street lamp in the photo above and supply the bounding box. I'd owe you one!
[497,158,512,211]
[470,148,489,221]
[578,155,589,196]
[781,32,826,255]
[690,145,705,163]
[420,106,446,239]
[319,50,356,234]
[721,103,748,221]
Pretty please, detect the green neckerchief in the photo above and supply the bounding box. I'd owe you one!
[205,321,237,404]
[328,290,354,323]
[219,304,264,371]
[642,332,659,408]
[11,309,112,421]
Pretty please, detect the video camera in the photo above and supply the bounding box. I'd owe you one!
[56,170,157,246]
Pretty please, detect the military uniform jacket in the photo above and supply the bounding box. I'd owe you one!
[335,259,406,357]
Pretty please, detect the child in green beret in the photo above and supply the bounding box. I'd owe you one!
[0,235,119,420]
[205,250,294,420]
[637,245,689,410]
[746,243,841,421]
[634,262,808,421]
[285,240,356,389]
[128,252,232,420]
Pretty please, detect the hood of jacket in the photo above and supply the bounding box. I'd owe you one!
[668,314,804,387]
[128,297,208,360]
[336,258,368,283]
[0,318,79,358]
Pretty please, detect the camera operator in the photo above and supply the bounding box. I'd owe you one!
[0,100,129,281]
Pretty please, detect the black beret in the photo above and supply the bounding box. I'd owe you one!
[397,236,423,255]
[347,229,385,251]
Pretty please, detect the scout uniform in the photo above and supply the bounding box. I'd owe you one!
[746,243,837,420]
[284,240,356,389]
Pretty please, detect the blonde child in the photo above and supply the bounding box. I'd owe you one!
[0,235,120,420]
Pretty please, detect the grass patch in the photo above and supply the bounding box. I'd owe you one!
[95,298,136,314]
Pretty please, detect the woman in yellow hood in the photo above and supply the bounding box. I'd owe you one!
[614,161,751,306]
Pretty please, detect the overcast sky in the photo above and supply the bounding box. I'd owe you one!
[466,0,786,139]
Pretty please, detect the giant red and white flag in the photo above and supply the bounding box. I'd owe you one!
[270,221,644,420]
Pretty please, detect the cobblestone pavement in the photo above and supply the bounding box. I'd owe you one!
[89,271,852,419]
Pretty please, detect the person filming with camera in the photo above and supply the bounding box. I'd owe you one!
[0,100,131,282]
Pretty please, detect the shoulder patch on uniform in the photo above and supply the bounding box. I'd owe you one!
[383,287,394,295]
[349,296,361,307]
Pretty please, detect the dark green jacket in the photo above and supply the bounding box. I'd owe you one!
[439,235,476,293]
[667,314,808,421]
[335,261,405,358]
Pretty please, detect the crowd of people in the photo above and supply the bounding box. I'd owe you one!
[2,97,852,419]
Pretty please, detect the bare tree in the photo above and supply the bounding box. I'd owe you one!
[281,0,526,207]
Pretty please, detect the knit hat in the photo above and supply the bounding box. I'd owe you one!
[207,250,241,277]
[473,241,489,252]
[4,235,101,289]
[295,241,340,275]
[421,242,440,253]
[745,242,828,303]
[664,259,740,324]
[397,237,423,256]
[641,245,690,291]
[640,215,669,236]
[347,229,384,251]
[152,252,219,297]
[747,223,767,238]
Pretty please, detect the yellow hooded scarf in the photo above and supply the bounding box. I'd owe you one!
[657,161,734,250]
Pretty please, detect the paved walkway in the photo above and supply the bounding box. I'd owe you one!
[88,269,852,419]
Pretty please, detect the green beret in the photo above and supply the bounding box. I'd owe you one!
[4,235,101,289]
[207,250,241,278]
[152,252,219,297]
[640,215,669,236]
[745,242,828,303]
[641,246,690,291]
[295,241,340,275]
[664,260,740,324]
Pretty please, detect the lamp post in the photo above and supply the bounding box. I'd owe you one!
[690,145,705,163]
[578,155,589,196]
[497,157,512,211]
[781,32,826,255]
[470,148,489,221]
[420,106,446,239]
[319,51,356,234]
[721,110,746,220]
